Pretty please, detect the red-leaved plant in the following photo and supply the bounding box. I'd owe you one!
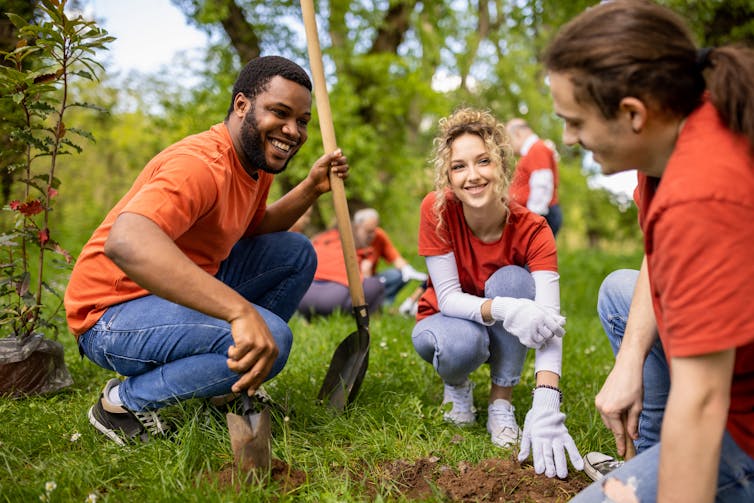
[0,0,112,339]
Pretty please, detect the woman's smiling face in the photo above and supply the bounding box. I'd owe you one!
[448,133,501,210]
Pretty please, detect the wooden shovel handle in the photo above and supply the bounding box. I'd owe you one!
[300,0,365,308]
[623,420,636,460]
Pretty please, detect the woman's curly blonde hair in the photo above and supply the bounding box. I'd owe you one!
[429,108,515,230]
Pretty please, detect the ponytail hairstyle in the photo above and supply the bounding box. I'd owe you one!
[429,108,514,234]
[544,0,754,150]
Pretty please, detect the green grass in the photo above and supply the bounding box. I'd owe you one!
[0,247,642,502]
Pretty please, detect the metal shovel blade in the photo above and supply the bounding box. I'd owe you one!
[227,401,271,473]
[317,323,370,410]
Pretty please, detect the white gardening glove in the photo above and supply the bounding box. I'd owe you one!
[517,387,584,478]
[400,264,428,282]
[398,296,418,316]
[490,297,565,349]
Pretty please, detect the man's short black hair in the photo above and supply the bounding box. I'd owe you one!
[226,55,312,118]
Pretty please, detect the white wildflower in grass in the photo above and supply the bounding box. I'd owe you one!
[584,345,597,355]
[70,432,82,442]
[40,481,57,501]
[399,352,408,358]
[379,340,387,349]
[86,493,98,503]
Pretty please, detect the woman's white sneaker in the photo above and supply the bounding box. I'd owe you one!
[487,399,519,447]
[442,380,476,426]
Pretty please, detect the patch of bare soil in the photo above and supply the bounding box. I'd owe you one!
[208,455,590,501]
[374,455,591,502]
[210,458,307,493]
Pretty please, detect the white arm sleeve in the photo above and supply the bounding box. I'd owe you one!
[532,269,563,375]
[527,169,554,215]
[425,253,489,324]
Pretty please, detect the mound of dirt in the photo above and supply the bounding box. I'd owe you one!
[210,455,590,501]
[373,455,591,502]
[211,458,307,493]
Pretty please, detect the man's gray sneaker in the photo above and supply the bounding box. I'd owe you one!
[87,378,170,446]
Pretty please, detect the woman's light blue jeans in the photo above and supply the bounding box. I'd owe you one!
[575,269,754,501]
[78,231,316,412]
[411,265,532,388]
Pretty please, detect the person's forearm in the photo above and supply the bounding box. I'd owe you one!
[105,213,254,323]
[658,351,734,502]
[618,256,658,364]
[254,177,320,235]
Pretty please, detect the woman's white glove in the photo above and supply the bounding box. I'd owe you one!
[517,387,584,478]
[400,264,428,282]
[490,297,565,348]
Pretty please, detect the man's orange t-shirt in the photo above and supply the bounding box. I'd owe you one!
[415,191,557,321]
[637,101,754,458]
[311,227,400,286]
[64,123,273,336]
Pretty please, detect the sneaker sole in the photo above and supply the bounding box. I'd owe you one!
[443,413,477,426]
[583,464,605,482]
[490,435,518,448]
[88,405,126,447]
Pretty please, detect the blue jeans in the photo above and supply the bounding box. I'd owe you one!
[545,203,562,238]
[597,269,669,453]
[579,269,754,501]
[572,431,754,502]
[378,267,407,305]
[78,232,316,412]
[411,265,532,387]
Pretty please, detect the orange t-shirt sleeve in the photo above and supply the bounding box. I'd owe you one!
[374,228,400,263]
[651,200,754,357]
[123,154,218,238]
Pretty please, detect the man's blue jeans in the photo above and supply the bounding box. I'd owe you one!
[597,269,669,453]
[572,432,754,502]
[78,231,316,412]
[576,268,754,501]
[411,265,532,388]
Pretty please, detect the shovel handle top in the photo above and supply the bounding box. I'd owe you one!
[300,0,365,307]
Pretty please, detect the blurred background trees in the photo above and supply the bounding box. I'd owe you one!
[6,0,753,263]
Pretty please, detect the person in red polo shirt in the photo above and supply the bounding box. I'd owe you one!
[411,107,583,479]
[506,119,562,237]
[544,1,754,501]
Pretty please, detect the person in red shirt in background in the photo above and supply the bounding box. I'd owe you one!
[506,119,562,237]
[544,1,754,501]
[297,207,426,318]
[411,107,582,479]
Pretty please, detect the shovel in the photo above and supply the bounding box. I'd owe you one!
[226,393,272,474]
[301,0,371,411]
